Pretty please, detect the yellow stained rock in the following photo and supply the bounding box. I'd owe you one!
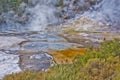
[49,48,86,64]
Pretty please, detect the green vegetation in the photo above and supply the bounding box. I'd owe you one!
[0,0,28,13]
[55,0,64,7]
[3,39,120,80]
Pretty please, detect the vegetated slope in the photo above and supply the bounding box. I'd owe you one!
[4,39,120,80]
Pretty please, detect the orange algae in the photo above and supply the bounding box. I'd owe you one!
[49,48,86,64]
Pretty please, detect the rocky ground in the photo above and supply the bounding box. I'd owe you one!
[0,0,120,79]
[0,27,78,79]
[0,16,120,79]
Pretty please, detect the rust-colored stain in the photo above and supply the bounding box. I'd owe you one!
[49,48,86,64]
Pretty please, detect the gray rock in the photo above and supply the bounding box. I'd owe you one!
[0,36,25,50]
[0,51,21,79]
[20,52,54,71]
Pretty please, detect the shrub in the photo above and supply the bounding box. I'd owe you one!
[0,0,28,13]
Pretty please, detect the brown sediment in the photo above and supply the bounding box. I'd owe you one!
[48,48,86,64]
